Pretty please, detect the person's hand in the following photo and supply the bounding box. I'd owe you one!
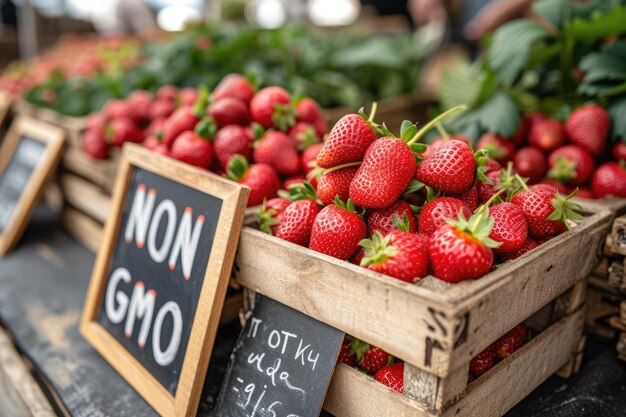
[408,0,447,26]
[464,0,534,40]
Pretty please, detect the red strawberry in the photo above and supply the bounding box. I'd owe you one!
[163,107,202,148]
[351,339,393,374]
[350,247,366,266]
[214,125,253,168]
[170,131,213,167]
[526,112,547,125]
[488,202,528,253]
[213,74,255,104]
[287,122,320,150]
[547,145,594,185]
[317,166,359,206]
[149,99,176,120]
[476,133,515,164]
[482,158,502,174]
[591,162,626,198]
[250,86,294,130]
[144,117,166,138]
[349,137,417,209]
[338,336,356,367]
[469,344,496,378]
[494,324,528,360]
[295,98,327,138]
[86,113,106,131]
[309,199,366,260]
[143,135,163,151]
[529,119,565,152]
[283,175,305,189]
[451,185,479,211]
[512,116,530,146]
[416,140,476,194]
[513,147,547,184]
[106,118,143,147]
[367,200,417,237]
[207,97,249,127]
[227,156,281,207]
[157,85,178,101]
[612,142,626,161]
[275,199,321,246]
[301,143,323,175]
[535,179,570,195]
[253,131,301,175]
[360,230,429,282]
[126,90,152,121]
[104,100,140,124]
[500,238,539,262]
[374,363,404,392]
[82,129,109,159]
[429,209,499,282]
[419,197,471,236]
[257,197,290,235]
[511,189,581,238]
[315,113,378,169]
[178,88,199,107]
[565,104,610,156]
[419,135,470,160]
[576,188,593,199]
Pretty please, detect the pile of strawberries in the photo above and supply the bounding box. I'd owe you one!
[469,324,530,380]
[81,74,327,207]
[475,104,626,199]
[258,105,582,284]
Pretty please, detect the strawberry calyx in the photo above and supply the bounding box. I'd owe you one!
[392,213,411,232]
[446,206,501,249]
[475,149,492,184]
[226,154,249,182]
[192,86,210,117]
[359,231,399,267]
[295,125,319,151]
[358,102,394,138]
[257,199,279,235]
[402,179,426,197]
[104,121,115,144]
[278,181,321,203]
[272,102,296,132]
[496,163,526,201]
[547,189,583,231]
[195,116,217,140]
[547,156,577,182]
[251,122,265,140]
[334,196,360,215]
[399,120,427,160]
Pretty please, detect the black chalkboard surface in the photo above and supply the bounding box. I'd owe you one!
[217,295,344,417]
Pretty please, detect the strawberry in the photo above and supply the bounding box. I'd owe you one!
[144,117,166,138]
[612,142,626,161]
[529,119,565,152]
[374,363,404,393]
[494,324,528,360]
[163,89,209,148]
[416,140,476,194]
[511,189,582,238]
[250,86,294,130]
[349,137,417,209]
[295,98,327,138]
[422,135,471,160]
[526,112,547,125]
[591,162,626,198]
[82,129,109,159]
[105,118,143,147]
[257,197,290,235]
[309,198,366,260]
[157,85,178,101]
[126,90,152,121]
[488,202,528,253]
[469,344,496,378]
[315,112,378,169]
[513,147,547,184]
[149,99,176,120]
[482,158,502,174]
[170,130,213,168]
[317,166,359,206]
[226,156,281,207]
[547,145,594,185]
[367,200,417,237]
[275,199,321,246]
[104,99,140,124]
[476,133,515,164]
[287,122,320,150]
[451,185,479,211]
[418,197,471,236]
[214,125,253,168]
[512,116,530,146]
[338,336,356,367]
[576,188,593,199]
[301,143,323,175]
[429,208,499,282]
[253,131,301,175]
[350,247,366,266]
[360,230,429,282]
[565,104,610,156]
[351,339,393,374]
[283,175,306,189]
[143,135,163,151]
[178,88,199,107]
[535,179,570,195]
[212,74,255,104]
[207,97,249,127]
[500,238,539,262]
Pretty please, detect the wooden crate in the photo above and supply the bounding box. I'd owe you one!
[233,210,610,412]
[13,100,87,147]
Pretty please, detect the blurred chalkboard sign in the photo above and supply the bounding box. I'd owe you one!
[80,144,249,417]
[0,92,11,137]
[0,116,64,255]
[217,295,344,417]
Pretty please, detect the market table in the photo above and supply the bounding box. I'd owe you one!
[1,207,625,417]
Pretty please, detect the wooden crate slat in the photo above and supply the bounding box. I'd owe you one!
[61,174,112,224]
[61,147,117,192]
[62,207,104,253]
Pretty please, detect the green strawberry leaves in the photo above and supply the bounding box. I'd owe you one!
[446,207,502,249]
[475,149,493,184]
[192,85,210,117]
[279,181,320,203]
[257,199,279,235]
[547,189,584,231]
[358,103,395,138]
[403,179,426,197]
[334,196,359,214]
[226,155,249,181]
[195,116,217,139]
[392,213,411,232]
[359,231,399,267]
[272,103,296,131]
[547,156,578,182]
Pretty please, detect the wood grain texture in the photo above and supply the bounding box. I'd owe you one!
[610,216,626,256]
[62,208,104,253]
[61,174,112,224]
[61,146,117,192]
[236,210,612,376]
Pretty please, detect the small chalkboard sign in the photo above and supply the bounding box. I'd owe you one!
[0,115,65,255]
[0,91,11,137]
[80,144,249,417]
[217,295,344,417]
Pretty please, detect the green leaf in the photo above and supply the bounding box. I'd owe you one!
[563,3,626,42]
[438,59,484,111]
[578,41,626,98]
[608,95,626,140]
[489,20,551,85]
[451,91,521,138]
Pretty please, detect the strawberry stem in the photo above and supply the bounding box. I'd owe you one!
[515,174,529,190]
[435,122,449,139]
[368,102,378,121]
[407,105,467,145]
[323,161,362,175]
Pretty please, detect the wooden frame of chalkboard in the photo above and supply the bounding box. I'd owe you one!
[0,91,11,135]
[80,144,249,417]
[0,115,65,255]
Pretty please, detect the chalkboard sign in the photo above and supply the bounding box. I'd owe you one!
[217,295,344,417]
[0,91,11,138]
[80,144,249,417]
[0,116,65,255]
